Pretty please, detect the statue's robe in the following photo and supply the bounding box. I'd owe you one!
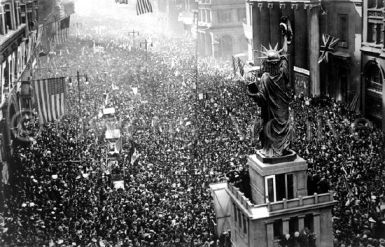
[248,59,293,157]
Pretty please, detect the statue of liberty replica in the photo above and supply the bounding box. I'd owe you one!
[247,18,294,158]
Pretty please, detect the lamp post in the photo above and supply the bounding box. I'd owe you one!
[128,29,139,48]
[140,39,153,62]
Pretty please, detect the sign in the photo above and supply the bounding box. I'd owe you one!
[294,66,310,97]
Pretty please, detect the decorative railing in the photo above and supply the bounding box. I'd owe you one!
[228,183,335,215]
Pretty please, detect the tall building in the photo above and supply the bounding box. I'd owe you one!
[0,0,39,164]
[361,0,385,130]
[196,0,248,59]
[246,0,362,109]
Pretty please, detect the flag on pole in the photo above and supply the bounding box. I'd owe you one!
[60,16,71,30]
[131,147,140,164]
[32,77,66,124]
[136,0,152,15]
[318,34,339,64]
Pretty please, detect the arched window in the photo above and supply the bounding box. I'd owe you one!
[366,63,382,92]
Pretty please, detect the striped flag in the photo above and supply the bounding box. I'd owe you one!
[136,0,152,15]
[32,77,66,124]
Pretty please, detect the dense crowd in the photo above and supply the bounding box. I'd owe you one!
[0,11,385,247]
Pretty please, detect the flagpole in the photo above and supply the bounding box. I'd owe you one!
[193,9,199,177]
[77,71,82,135]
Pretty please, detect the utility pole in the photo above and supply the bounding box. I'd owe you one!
[128,29,139,48]
[140,39,153,61]
[77,71,81,134]
[193,9,199,180]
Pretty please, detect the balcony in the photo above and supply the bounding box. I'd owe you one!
[0,24,27,52]
[227,183,336,220]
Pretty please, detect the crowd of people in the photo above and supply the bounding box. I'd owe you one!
[0,8,385,247]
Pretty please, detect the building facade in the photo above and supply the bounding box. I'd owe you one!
[246,0,362,105]
[196,0,248,59]
[320,0,362,104]
[361,0,385,130]
[0,0,39,179]
[156,0,188,36]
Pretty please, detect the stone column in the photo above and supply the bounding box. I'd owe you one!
[211,33,217,57]
[254,6,262,64]
[260,3,270,49]
[298,215,305,231]
[293,6,307,69]
[269,3,280,48]
[282,218,290,235]
[313,213,321,247]
[308,5,320,96]
[250,3,261,63]
[266,222,274,247]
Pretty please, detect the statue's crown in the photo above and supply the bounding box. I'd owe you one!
[259,43,284,64]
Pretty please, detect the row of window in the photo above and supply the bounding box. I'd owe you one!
[366,2,385,46]
[273,215,314,239]
[368,0,384,9]
[233,203,248,235]
[198,8,246,24]
[0,26,37,105]
[0,0,38,36]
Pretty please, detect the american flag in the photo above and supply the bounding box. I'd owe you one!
[136,0,152,15]
[33,77,66,124]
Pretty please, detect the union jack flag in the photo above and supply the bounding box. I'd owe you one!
[318,34,339,64]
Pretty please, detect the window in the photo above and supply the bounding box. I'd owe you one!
[287,174,294,199]
[265,174,294,202]
[368,0,376,8]
[238,209,242,229]
[273,219,283,239]
[206,10,211,23]
[3,61,9,88]
[265,175,276,202]
[233,203,237,222]
[368,0,383,8]
[367,64,382,92]
[217,10,232,23]
[289,217,298,235]
[243,215,247,234]
[27,2,33,30]
[367,0,384,45]
[20,3,26,24]
[237,8,246,22]
[0,6,5,35]
[304,214,314,232]
[14,2,19,27]
[367,22,376,43]
[338,14,348,48]
[4,3,12,32]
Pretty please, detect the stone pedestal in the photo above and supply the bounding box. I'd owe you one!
[248,152,308,205]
